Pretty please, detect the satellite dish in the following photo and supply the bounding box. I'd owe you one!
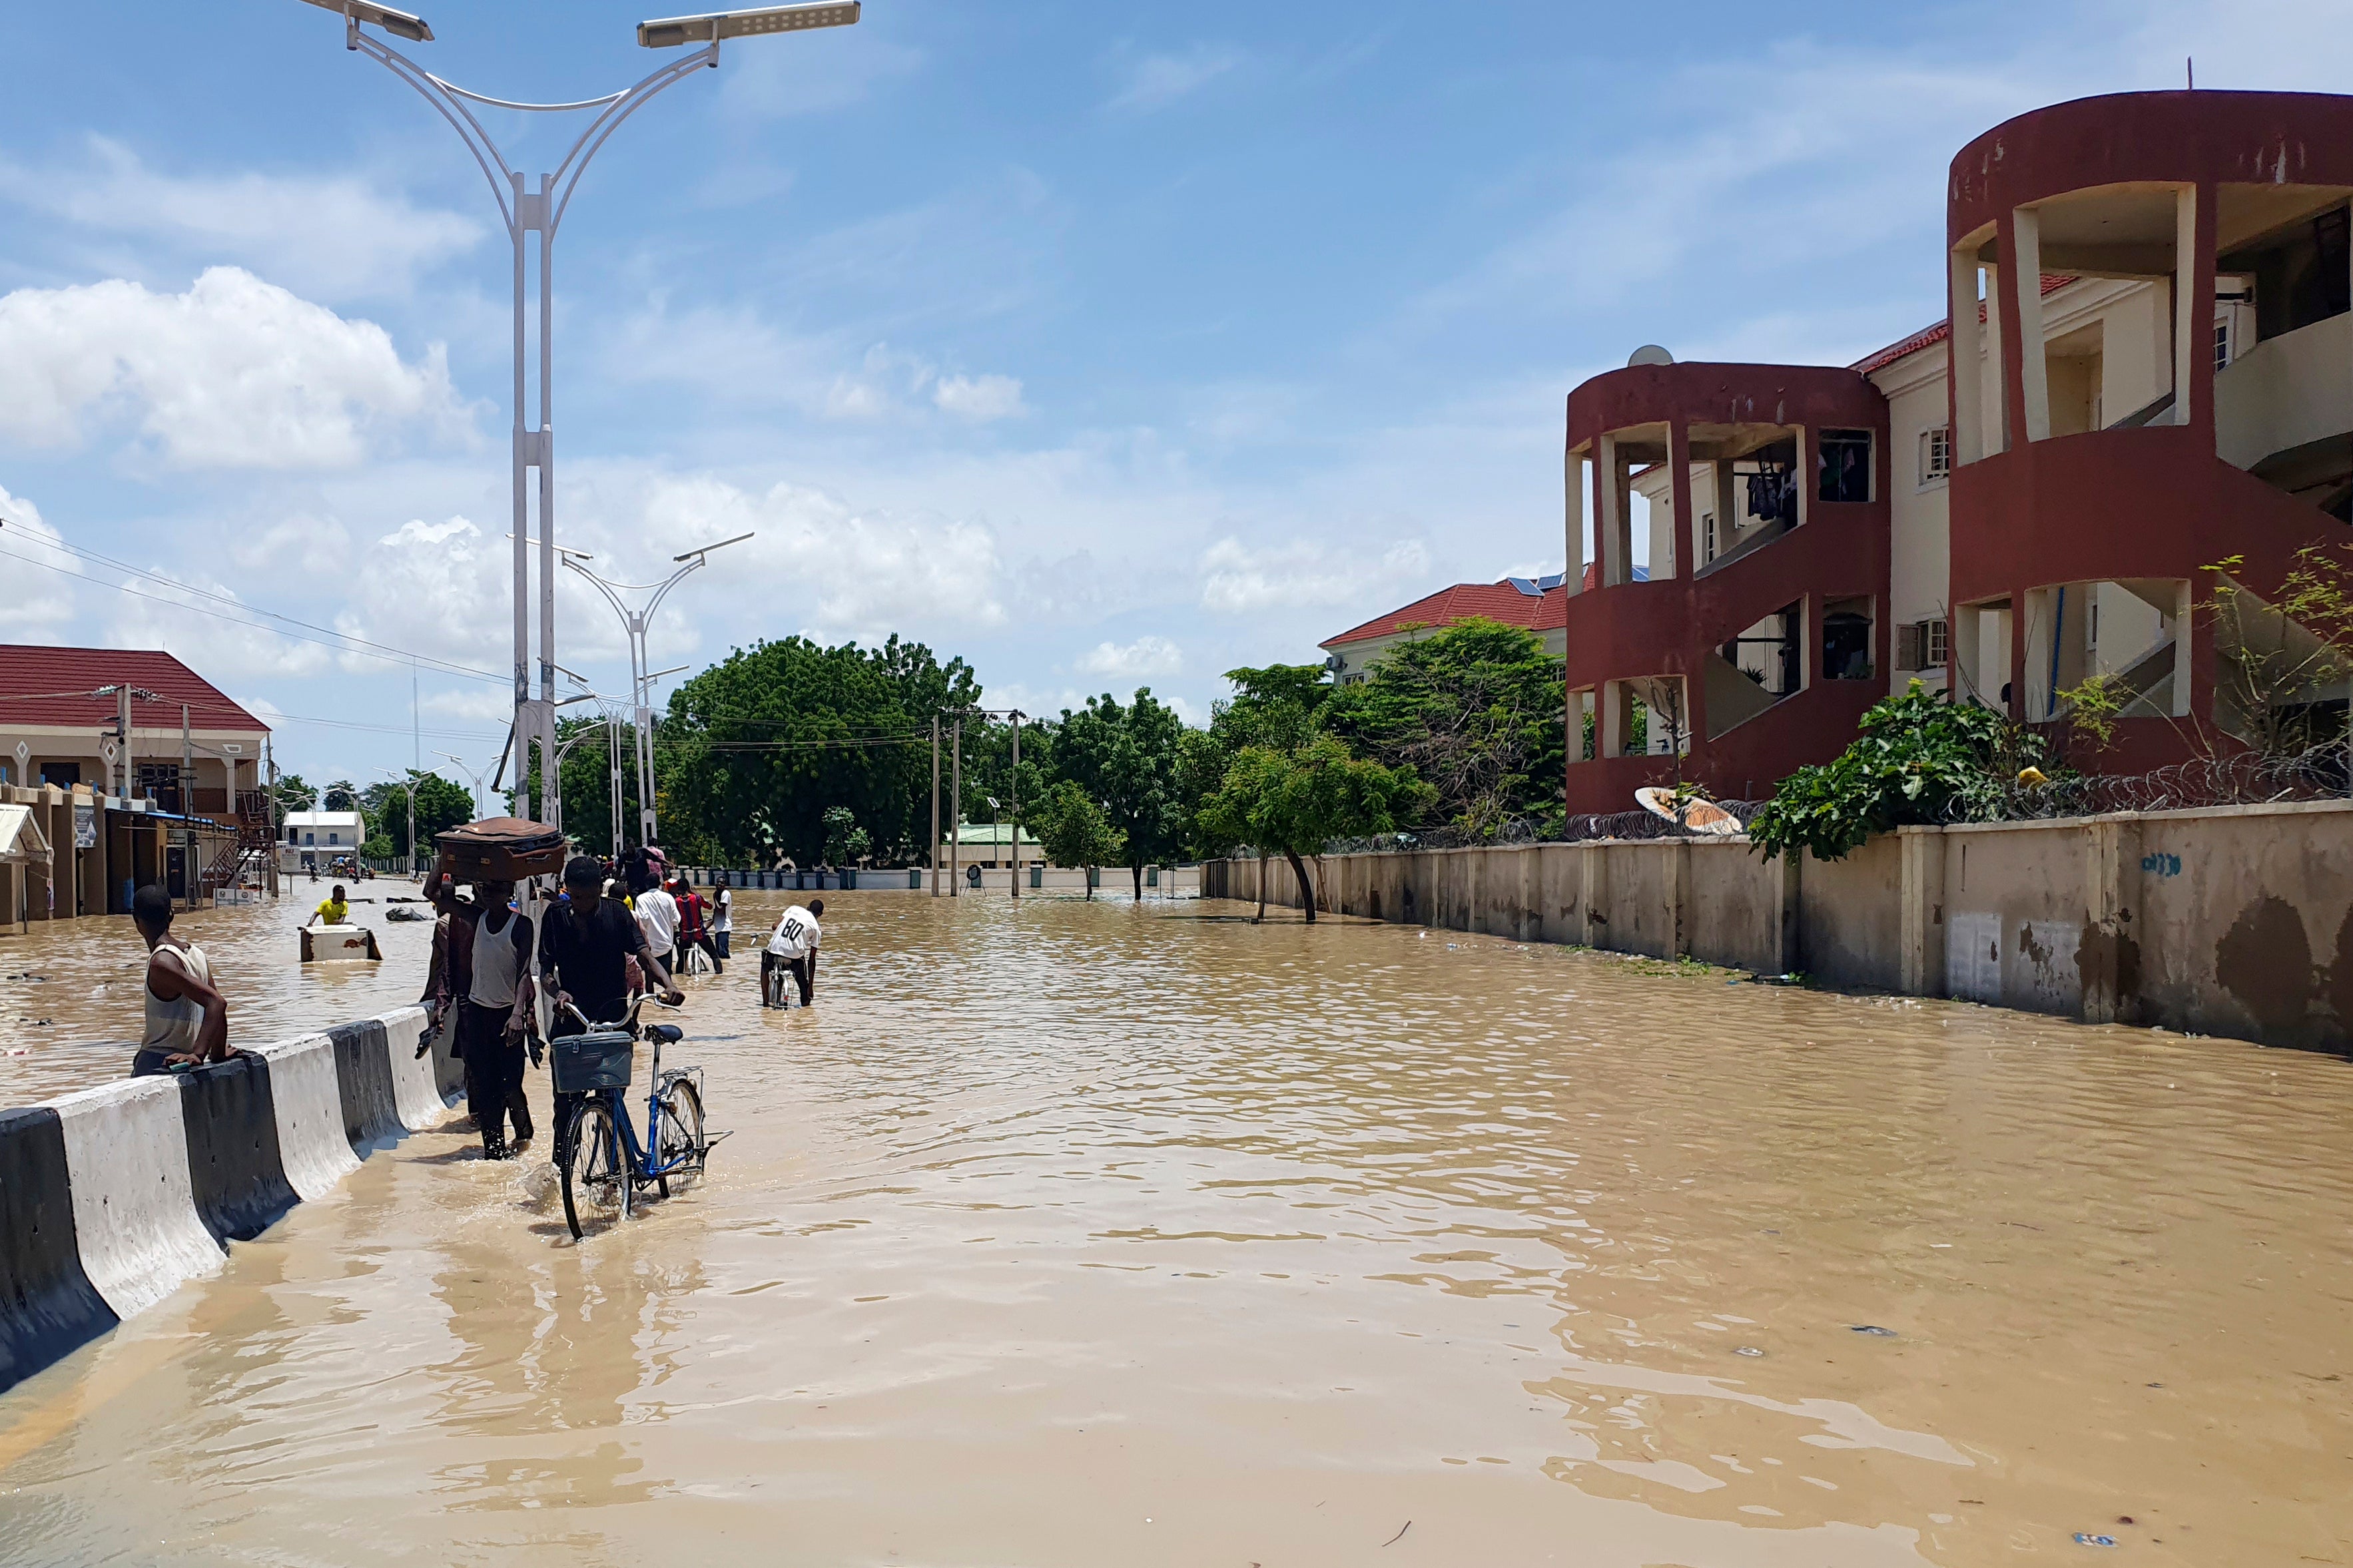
[1626,345,1675,368]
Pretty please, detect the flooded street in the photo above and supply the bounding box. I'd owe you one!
[0,882,439,1104]
[1,891,2350,1565]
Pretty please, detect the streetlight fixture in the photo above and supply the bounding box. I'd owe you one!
[298,3,854,832]
[436,751,497,822]
[563,538,751,846]
[639,5,860,49]
[371,766,420,879]
[293,0,431,41]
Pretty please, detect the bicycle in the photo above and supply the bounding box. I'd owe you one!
[551,993,727,1240]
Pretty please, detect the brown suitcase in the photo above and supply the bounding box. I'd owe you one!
[432,816,570,882]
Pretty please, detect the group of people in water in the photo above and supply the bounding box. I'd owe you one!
[127,844,828,1163]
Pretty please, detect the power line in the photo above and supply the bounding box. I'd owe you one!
[0,531,505,684]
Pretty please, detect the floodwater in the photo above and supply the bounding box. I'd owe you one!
[1,891,2350,1566]
[0,879,440,1104]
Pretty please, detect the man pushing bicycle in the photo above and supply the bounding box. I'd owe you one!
[539,854,685,1165]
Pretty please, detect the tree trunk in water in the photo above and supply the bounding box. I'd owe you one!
[1132,863,1144,900]
[1085,866,1094,900]
[1256,850,1268,921]
[1285,849,1317,923]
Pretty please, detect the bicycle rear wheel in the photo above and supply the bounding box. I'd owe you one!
[561,1098,627,1239]
[655,1079,705,1199]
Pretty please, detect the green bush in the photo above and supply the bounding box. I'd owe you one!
[1747,682,2058,862]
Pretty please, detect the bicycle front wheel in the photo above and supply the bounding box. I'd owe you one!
[561,1098,627,1240]
[655,1079,705,1199]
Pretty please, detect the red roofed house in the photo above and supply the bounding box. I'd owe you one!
[0,645,275,922]
[1321,570,1652,684]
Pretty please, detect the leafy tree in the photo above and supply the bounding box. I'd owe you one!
[1319,618,1565,840]
[821,805,873,865]
[358,770,477,862]
[320,778,359,812]
[1746,682,2058,862]
[1210,662,1331,752]
[1054,688,1190,898]
[361,834,394,862]
[659,634,980,865]
[1196,736,1431,921]
[1032,780,1125,899]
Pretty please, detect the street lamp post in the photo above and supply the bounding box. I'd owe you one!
[298,1,857,830]
[561,535,751,846]
[371,768,418,879]
[436,751,496,822]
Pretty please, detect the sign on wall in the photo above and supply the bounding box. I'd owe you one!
[73,802,96,850]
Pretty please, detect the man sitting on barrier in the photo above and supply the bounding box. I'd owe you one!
[130,883,236,1075]
[539,855,684,1163]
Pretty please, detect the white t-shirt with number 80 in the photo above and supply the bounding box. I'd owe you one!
[767,906,821,959]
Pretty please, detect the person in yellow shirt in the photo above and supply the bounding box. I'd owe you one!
[309,884,350,926]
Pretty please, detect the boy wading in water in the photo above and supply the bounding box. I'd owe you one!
[130,884,234,1075]
[761,899,823,1008]
[463,878,536,1161]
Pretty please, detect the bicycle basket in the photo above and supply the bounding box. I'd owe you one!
[552,1029,635,1094]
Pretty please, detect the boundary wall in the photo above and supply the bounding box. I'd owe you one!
[1206,800,2353,1054]
[0,1005,460,1396]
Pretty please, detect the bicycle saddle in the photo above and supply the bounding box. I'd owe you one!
[647,1023,684,1044]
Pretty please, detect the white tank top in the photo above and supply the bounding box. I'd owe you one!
[143,943,211,1053]
[470,908,525,1009]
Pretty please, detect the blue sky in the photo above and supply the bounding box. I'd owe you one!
[0,0,2337,788]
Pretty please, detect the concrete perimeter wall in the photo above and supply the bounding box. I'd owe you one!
[1207,799,2353,1054]
[0,1004,460,1396]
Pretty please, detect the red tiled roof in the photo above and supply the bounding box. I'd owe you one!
[0,645,270,732]
[1321,581,1566,647]
[1849,274,2078,377]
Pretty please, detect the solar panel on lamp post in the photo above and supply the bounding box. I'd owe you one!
[639,5,861,49]
[289,1,856,835]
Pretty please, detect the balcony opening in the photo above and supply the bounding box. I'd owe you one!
[2206,568,2352,755]
[2045,321,2103,437]
[1704,600,1804,740]
[2021,579,2190,725]
[1624,676,1689,758]
[1817,429,1872,503]
[1822,598,1875,681]
[1744,438,1799,526]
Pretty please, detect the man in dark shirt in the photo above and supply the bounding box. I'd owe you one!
[540,855,683,1164]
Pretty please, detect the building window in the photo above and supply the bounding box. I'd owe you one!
[1702,511,1718,561]
[328,832,341,846]
[1919,425,1952,485]
[2213,315,2234,372]
[1896,618,1951,672]
[304,832,315,846]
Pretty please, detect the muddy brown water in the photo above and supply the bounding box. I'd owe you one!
[1,892,2348,1565]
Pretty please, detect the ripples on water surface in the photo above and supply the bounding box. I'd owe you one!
[1,892,2349,1565]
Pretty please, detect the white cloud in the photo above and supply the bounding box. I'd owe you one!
[0,485,75,637]
[1106,45,1245,113]
[0,268,466,469]
[934,373,1028,422]
[719,33,924,120]
[105,571,332,682]
[0,138,482,300]
[1198,536,1429,616]
[1076,635,1183,678]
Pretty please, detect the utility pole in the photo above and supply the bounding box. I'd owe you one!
[1009,711,1021,900]
[116,686,131,799]
[930,712,941,898]
[180,702,193,911]
[948,717,962,898]
[265,738,279,900]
